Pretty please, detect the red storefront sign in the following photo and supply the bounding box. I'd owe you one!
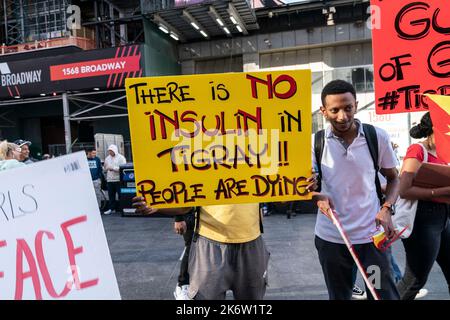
[50,56,140,81]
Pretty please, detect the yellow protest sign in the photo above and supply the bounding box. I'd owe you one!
[125,70,312,208]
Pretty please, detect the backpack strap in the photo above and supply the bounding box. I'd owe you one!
[362,123,384,205]
[314,129,325,192]
[259,205,264,234]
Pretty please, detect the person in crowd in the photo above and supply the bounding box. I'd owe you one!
[86,147,106,212]
[391,142,401,167]
[173,212,195,300]
[133,184,317,300]
[133,202,270,300]
[311,80,400,300]
[14,139,37,164]
[352,166,428,300]
[396,112,450,300]
[103,144,126,215]
[0,140,26,171]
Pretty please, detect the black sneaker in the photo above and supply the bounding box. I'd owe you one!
[352,285,367,300]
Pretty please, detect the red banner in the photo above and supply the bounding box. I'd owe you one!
[427,95,450,164]
[371,0,450,115]
[50,55,141,81]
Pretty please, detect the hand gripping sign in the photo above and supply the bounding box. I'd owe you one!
[125,70,312,208]
[0,152,120,300]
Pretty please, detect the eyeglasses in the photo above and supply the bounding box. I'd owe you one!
[14,147,22,152]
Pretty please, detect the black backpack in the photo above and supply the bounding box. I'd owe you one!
[314,123,384,205]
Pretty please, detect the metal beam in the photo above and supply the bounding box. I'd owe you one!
[110,3,116,47]
[70,98,124,111]
[94,0,100,48]
[119,11,128,45]
[70,113,128,121]
[208,5,231,37]
[62,93,72,154]
[103,0,121,13]
[132,28,144,43]
[69,95,127,117]
[254,0,368,17]
[3,0,8,42]
[0,89,126,106]
[0,95,62,106]
[82,14,142,26]
[69,98,89,111]
[227,3,248,35]
[69,89,125,97]
[69,95,127,108]
[153,13,185,42]
[102,22,129,45]
[182,9,209,39]
[0,110,16,128]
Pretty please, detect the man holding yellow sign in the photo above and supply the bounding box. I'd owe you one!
[126,70,312,207]
[126,70,316,300]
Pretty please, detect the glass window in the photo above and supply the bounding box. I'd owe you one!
[260,53,271,69]
[352,68,365,92]
[271,52,284,68]
[312,111,324,133]
[312,72,323,95]
[365,66,374,92]
[332,68,352,84]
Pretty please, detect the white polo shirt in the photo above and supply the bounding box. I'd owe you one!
[312,120,398,244]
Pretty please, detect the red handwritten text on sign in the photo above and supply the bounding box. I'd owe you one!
[0,215,99,300]
[371,0,450,114]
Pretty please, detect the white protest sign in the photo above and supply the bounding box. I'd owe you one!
[0,152,121,300]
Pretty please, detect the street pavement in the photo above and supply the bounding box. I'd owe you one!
[102,212,449,300]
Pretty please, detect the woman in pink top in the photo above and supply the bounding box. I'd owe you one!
[397,112,450,299]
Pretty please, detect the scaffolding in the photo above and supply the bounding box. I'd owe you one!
[1,0,70,45]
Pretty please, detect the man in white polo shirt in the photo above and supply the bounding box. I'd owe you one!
[312,80,400,300]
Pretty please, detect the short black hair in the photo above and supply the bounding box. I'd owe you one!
[86,147,96,153]
[321,80,357,106]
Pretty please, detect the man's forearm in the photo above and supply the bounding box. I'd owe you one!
[384,177,400,204]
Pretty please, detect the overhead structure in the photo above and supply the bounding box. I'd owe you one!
[153,13,185,41]
[182,9,209,39]
[141,0,259,42]
[227,3,248,35]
